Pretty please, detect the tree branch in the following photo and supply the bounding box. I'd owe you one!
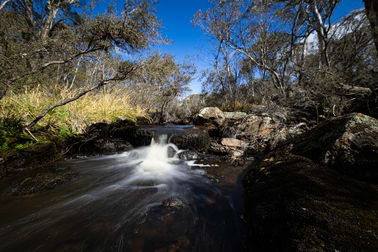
[27,64,138,129]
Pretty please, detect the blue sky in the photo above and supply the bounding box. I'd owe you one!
[154,0,365,95]
[101,0,365,95]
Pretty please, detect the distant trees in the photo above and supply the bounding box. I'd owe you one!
[126,53,195,123]
[194,0,377,119]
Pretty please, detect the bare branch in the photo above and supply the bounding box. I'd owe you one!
[27,64,139,129]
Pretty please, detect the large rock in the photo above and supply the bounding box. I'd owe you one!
[112,126,210,151]
[221,138,247,148]
[221,114,305,154]
[243,153,378,251]
[194,107,225,127]
[287,113,378,183]
[2,143,57,175]
[170,128,210,151]
[223,112,247,120]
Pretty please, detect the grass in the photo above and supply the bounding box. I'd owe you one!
[0,85,146,151]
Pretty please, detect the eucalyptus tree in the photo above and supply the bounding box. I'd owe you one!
[126,53,195,122]
[363,0,378,56]
[193,0,302,99]
[0,0,161,129]
[0,0,160,98]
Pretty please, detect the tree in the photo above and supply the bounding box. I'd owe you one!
[0,0,160,99]
[363,0,378,56]
[0,0,161,129]
[126,53,195,123]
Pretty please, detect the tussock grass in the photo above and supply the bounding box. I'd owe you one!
[0,85,146,137]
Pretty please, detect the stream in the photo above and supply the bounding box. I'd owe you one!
[0,128,248,251]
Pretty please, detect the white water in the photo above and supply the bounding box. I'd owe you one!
[123,134,193,184]
[0,134,246,252]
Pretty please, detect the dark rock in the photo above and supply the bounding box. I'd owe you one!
[243,153,378,251]
[136,116,152,126]
[162,198,187,209]
[287,113,378,183]
[221,114,304,154]
[10,170,77,195]
[177,151,198,160]
[72,137,132,156]
[111,126,154,146]
[112,126,210,151]
[170,128,210,151]
[4,142,57,171]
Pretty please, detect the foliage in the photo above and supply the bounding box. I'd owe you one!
[194,0,378,119]
[126,53,195,122]
[0,85,146,148]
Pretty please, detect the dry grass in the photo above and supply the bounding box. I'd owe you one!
[0,85,146,135]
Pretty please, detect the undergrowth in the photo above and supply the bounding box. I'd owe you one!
[0,85,146,152]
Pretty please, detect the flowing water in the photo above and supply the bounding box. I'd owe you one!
[0,131,247,251]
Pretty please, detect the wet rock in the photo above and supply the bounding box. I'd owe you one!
[287,113,378,183]
[113,126,211,151]
[111,126,154,146]
[243,153,378,251]
[162,198,187,209]
[194,107,225,127]
[72,137,132,156]
[3,142,57,172]
[170,128,210,151]
[9,169,77,195]
[177,151,198,160]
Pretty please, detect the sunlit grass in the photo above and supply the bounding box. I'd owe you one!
[0,85,146,137]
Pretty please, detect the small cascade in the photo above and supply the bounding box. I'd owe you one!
[0,129,246,252]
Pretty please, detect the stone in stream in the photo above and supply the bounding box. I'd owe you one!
[243,112,378,251]
[286,113,378,183]
[112,126,211,151]
[243,153,378,251]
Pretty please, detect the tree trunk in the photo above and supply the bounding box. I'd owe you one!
[363,0,378,57]
[40,1,59,43]
[0,0,11,11]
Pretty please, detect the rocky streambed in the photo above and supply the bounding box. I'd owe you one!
[0,107,377,251]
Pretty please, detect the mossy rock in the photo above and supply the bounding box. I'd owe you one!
[286,113,378,183]
[243,153,378,251]
[4,142,57,170]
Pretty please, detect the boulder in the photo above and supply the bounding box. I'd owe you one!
[287,113,378,183]
[221,138,247,148]
[170,128,210,151]
[113,126,210,151]
[2,142,57,174]
[194,107,225,127]
[223,112,247,120]
[111,126,154,146]
[222,114,304,154]
[243,153,378,251]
